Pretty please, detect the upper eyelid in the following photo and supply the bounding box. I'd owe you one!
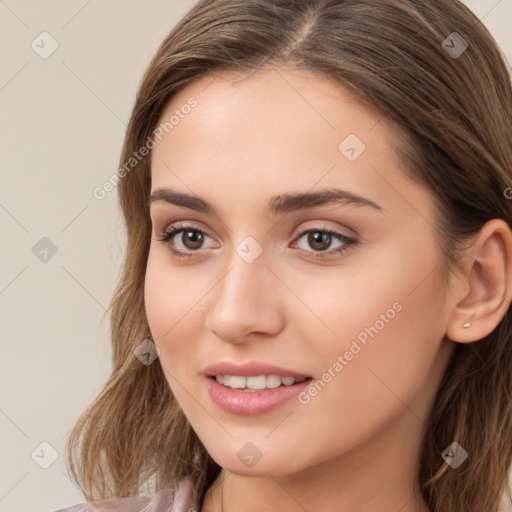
[161,222,216,240]
[159,222,355,245]
[157,217,356,234]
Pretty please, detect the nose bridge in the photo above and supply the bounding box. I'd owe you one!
[218,230,270,302]
[205,239,283,341]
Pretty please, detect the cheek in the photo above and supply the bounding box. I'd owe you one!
[144,253,206,381]
[288,243,445,421]
[281,251,413,360]
[144,250,209,336]
[299,295,443,456]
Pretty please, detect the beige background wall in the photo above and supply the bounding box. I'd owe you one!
[1,1,511,511]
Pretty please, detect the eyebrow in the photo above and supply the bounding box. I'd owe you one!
[149,187,384,216]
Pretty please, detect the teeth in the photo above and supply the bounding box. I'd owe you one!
[214,374,307,390]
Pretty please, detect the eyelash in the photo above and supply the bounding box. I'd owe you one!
[155,222,357,261]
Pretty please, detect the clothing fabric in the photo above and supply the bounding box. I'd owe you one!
[53,477,201,512]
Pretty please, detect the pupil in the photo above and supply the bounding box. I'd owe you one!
[309,231,331,251]
[184,230,203,249]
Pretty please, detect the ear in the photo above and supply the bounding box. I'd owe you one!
[445,219,512,343]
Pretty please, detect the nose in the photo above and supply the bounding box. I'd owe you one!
[204,249,285,344]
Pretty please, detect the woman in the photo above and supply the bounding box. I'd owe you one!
[57,0,512,511]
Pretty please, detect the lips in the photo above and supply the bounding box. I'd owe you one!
[205,374,312,415]
[203,360,312,379]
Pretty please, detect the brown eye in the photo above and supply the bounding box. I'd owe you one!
[293,228,357,260]
[156,223,217,258]
[307,231,332,252]
[180,229,205,250]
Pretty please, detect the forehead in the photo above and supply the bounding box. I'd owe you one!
[156,66,383,150]
[149,65,430,219]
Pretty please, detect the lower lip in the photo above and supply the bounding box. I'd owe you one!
[205,376,312,416]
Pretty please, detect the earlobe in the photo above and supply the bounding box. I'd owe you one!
[445,219,512,343]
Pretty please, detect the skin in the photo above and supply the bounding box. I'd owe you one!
[144,64,512,512]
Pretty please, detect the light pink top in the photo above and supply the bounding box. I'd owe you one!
[53,477,201,512]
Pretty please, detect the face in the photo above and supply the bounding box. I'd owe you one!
[144,65,455,478]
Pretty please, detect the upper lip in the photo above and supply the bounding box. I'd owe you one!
[203,360,312,378]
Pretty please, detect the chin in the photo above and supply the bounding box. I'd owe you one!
[212,448,305,478]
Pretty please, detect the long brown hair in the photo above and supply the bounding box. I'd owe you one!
[65,1,512,510]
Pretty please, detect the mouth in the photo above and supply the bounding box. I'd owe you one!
[202,361,313,413]
[209,374,313,391]
[205,374,313,415]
